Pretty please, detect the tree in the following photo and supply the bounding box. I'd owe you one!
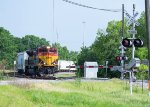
[21,35,49,50]
[52,43,78,61]
[136,64,148,80]
[136,12,147,46]
[68,51,78,61]
[0,27,17,68]
[77,47,97,76]
[135,47,148,60]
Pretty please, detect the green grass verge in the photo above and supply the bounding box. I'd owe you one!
[0,79,150,107]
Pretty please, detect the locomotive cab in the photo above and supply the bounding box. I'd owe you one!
[24,46,58,76]
[37,46,58,67]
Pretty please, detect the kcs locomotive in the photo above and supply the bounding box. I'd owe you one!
[17,46,58,76]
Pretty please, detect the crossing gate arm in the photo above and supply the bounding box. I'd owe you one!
[66,65,113,69]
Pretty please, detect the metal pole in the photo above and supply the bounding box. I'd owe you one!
[132,4,135,59]
[122,4,124,39]
[145,0,150,96]
[129,4,136,96]
[53,0,55,37]
[14,61,16,78]
[82,21,86,48]
[106,61,108,78]
[129,71,132,95]
[121,4,125,79]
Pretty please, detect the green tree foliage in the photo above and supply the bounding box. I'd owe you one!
[21,35,49,51]
[77,47,97,76]
[136,64,148,80]
[91,21,124,65]
[68,51,78,61]
[52,43,78,61]
[136,12,146,46]
[135,47,148,59]
[77,12,147,78]
[77,47,97,65]
[0,27,17,67]
[0,27,78,68]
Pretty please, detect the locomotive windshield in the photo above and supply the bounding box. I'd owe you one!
[49,48,57,53]
[38,47,57,54]
[39,48,48,52]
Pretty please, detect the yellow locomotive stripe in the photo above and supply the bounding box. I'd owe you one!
[38,55,58,67]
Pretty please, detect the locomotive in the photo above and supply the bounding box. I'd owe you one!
[17,46,58,76]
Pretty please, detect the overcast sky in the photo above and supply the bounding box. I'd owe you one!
[0,0,145,51]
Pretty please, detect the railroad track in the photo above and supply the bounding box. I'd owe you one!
[4,71,77,80]
[5,72,57,80]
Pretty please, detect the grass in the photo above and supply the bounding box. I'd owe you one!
[0,79,150,107]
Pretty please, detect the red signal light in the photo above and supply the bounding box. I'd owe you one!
[122,38,132,47]
[116,56,121,61]
[116,56,128,61]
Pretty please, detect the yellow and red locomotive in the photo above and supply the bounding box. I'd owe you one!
[25,46,58,76]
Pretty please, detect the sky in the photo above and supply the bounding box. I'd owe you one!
[0,0,145,51]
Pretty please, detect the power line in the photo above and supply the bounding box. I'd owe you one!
[62,0,122,12]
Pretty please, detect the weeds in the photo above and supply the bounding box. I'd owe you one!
[0,79,150,107]
[11,80,34,89]
[74,77,81,87]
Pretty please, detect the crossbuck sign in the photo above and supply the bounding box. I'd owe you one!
[125,12,140,26]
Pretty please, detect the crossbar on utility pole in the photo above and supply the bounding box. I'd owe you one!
[145,0,150,96]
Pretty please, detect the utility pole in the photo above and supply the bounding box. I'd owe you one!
[56,29,59,44]
[53,0,55,42]
[82,21,86,48]
[121,4,125,80]
[145,0,150,96]
[122,4,124,39]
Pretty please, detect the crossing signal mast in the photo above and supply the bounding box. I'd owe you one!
[114,4,144,96]
[114,4,128,80]
[122,4,143,96]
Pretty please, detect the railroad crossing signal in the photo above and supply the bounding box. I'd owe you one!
[133,38,143,47]
[122,38,132,47]
[122,38,143,47]
[115,56,128,61]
